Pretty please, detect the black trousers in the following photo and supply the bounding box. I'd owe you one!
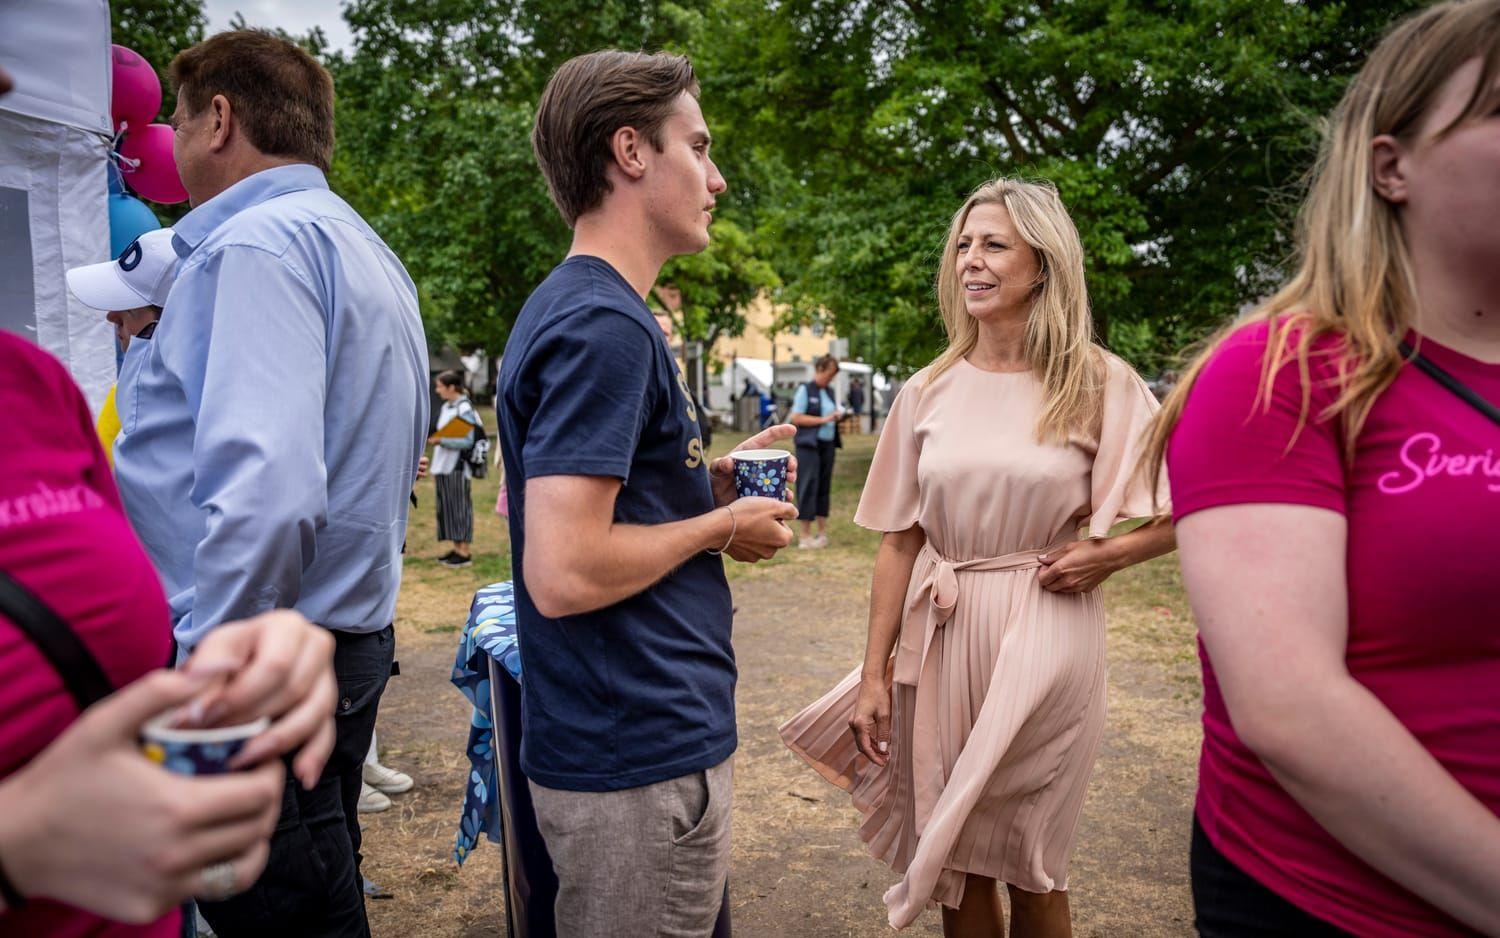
[199,625,395,938]
[795,439,836,522]
[1192,817,1351,937]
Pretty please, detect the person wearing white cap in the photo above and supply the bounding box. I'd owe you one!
[66,227,179,338]
[65,228,179,464]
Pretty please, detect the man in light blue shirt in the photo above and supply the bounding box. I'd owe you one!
[113,30,428,938]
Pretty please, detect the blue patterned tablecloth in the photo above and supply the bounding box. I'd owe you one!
[450,580,521,865]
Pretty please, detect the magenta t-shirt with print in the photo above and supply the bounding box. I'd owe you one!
[1167,319,1500,937]
[0,333,177,938]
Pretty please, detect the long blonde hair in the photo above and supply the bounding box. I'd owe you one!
[928,177,1103,442]
[1141,0,1500,486]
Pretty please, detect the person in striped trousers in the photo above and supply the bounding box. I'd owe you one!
[429,370,480,567]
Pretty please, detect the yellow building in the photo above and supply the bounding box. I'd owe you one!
[714,293,837,365]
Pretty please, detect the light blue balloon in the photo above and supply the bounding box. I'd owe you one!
[107,192,160,259]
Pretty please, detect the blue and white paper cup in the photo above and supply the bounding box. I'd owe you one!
[730,449,792,501]
[141,715,270,776]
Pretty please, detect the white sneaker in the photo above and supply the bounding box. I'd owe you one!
[363,761,415,795]
[813,534,829,549]
[798,536,816,549]
[358,781,392,814]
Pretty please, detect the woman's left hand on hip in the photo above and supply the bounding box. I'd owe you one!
[1037,539,1119,593]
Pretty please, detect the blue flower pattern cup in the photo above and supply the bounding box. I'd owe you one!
[141,715,270,776]
[731,449,791,501]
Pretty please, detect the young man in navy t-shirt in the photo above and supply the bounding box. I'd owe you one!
[497,50,799,937]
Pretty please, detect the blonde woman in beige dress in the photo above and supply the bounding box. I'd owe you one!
[780,178,1176,937]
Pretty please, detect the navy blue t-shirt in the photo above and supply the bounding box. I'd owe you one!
[497,256,736,791]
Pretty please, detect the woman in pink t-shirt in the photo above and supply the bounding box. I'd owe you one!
[0,328,342,935]
[1141,2,1500,935]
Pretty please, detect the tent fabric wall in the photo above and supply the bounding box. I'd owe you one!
[0,0,111,135]
[0,110,113,410]
[0,0,115,413]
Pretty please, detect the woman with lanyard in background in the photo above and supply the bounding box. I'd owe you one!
[1141,2,1500,934]
[790,354,844,550]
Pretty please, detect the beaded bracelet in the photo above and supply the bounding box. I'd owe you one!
[706,504,737,555]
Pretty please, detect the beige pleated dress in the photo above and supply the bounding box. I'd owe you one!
[779,353,1163,929]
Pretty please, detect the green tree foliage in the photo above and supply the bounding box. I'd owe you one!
[153,0,1424,372]
[700,0,1424,373]
[328,0,781,354]
[658,217,781,344]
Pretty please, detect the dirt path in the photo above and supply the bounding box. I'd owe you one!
[364,428,1202,936]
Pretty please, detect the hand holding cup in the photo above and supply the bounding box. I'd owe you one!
[177,610,338,789]
[723,497,798,562]
[0,670,282,921]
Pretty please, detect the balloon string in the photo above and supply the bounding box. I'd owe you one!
[109,124,140,175]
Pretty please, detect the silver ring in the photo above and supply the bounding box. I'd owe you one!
[198,861,237,901]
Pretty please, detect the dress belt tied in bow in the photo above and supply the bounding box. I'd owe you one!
[892,542,1060,686]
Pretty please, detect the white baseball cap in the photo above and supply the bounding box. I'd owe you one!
[66,228,180,312]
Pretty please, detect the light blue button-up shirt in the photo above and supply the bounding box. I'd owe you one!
[114,165,430,652]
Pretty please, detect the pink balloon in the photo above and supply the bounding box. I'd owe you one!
[120,123,188,204]
[111,44,162,134]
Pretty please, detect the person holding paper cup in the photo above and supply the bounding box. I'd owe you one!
[497,50,801,936]
[428,370,483,567]
[0,328,337,936]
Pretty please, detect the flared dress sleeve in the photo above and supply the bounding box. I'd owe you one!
[852,372,925,533]
[1087,354,1168,537]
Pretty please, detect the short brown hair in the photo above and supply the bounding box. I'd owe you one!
[170,30,335,172]
[815,354,840,373]
[532,50,699,227]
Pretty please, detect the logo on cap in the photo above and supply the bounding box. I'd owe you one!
[119,240,144,272]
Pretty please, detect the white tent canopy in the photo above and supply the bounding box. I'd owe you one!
[0,0,115,411]
[724,357,773,395]
[721,357,885,411]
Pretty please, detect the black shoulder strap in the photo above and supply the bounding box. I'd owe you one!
[0,569,115,710]
[1399,341,1500,429]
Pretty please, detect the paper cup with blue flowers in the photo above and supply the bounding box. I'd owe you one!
[141,714,270,776]
[729,448,792,501]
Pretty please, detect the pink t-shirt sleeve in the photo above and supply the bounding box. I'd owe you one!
[1167,321,1346,520]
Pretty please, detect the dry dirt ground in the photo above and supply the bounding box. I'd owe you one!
[363,420,1203,937]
